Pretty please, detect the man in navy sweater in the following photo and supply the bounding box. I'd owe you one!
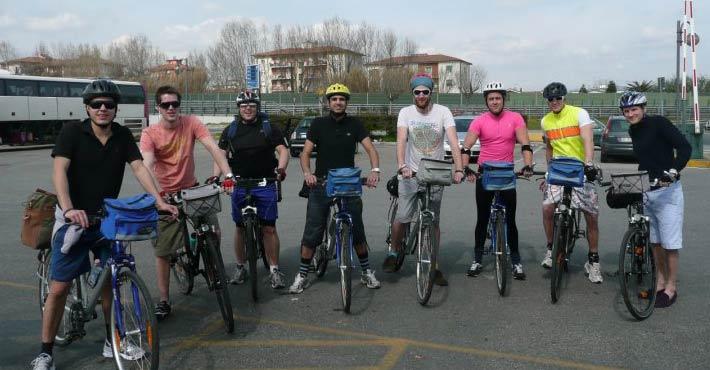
[619,91,691,308]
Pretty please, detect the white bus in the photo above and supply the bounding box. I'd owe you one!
[0,75,148,145]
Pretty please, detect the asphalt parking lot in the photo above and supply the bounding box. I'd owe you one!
[1,143,709,369]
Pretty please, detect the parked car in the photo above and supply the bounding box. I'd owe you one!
[445,115,480,163]
[289,116,315,157]
[591,118,606,148]
[600,115,635,162]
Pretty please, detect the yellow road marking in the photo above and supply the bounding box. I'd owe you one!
[376,339,408,370]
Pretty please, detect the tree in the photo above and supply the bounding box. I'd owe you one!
[381,65,412,114]
[207,19,269,89]
[626,80,655,92]
[579,84,588,93]
[106,34,164,79]
[0,40,17,63]
[606,81,617,93]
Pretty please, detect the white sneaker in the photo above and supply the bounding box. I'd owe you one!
[541,249,553,269]
[466,262,483,277]
[512,264,526,280]
[288,273,310,294]
[584,261,603,284]
[102,339,145,361]
[30,353,55,370]
[230,265,247,285]
[360,269,381,289]
[269,269,286,289]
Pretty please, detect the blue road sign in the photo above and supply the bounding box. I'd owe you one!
[246,64,260,90]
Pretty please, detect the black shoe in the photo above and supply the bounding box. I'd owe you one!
[433,270,448,286]
[467,262,483,277]
[154,301,171,321]
[382,254,398,273]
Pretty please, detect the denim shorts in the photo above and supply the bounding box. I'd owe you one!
[231,182,278,225]
[50,224,109,283]
[301,184,366,249]
[645,181,684,249]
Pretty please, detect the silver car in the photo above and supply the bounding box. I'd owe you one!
[445,114,480,163]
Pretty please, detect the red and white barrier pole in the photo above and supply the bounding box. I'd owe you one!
[684,0,701,133]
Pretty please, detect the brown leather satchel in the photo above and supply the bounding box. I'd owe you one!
[21,189,58,249]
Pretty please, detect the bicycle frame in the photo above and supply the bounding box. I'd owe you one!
[333,197,356,269]
[487,191,508,257]
[553,186,584,258]
[404,184,436,253]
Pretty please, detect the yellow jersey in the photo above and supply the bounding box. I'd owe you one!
[541,104,592,161]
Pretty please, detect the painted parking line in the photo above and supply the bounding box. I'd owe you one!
[0,280,35,290]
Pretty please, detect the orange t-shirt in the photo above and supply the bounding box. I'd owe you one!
[139,115,211,193]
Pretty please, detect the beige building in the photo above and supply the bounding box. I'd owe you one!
[253,45,364,93]
[366,54,472,93]
[1,54,119,78]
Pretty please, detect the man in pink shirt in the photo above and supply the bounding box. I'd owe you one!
[140,85,233,320]
[461,81,534,280]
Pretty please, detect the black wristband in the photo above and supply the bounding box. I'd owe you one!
[62,208,74,217]
[521,144,533,153]
[461,147,471,155]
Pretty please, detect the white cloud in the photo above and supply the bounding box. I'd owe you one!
[25,13,83,31]
[0,14,16,27]
[110,34,132,46]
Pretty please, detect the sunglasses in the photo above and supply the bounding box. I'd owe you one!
[239,103,258,109]
[88,101,116,110]
[547,97,564,102]
[413,89,431,96]
[158,101,180,109]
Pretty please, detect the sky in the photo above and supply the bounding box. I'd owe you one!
[1,0,707,91]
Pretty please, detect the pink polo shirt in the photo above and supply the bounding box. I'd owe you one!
[468,110,526,165]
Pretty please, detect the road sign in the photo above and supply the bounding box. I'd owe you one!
[246,64,260,90]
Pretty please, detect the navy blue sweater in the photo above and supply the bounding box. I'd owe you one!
[628,115,691,181]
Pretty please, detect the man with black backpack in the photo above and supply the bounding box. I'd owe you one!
[214,90,289,289]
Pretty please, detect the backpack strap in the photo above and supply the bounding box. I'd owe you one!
[260,112,272,138]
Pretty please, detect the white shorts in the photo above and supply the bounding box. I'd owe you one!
[542,183,599,215]
[645,181,684,250]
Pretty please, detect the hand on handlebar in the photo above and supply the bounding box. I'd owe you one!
[453,171,464,184]
[464,167,477,183]
[65,209,90,229]
[275,168,287,182]
[156,199,179,219]
[660,168,678,184]
[399,166,413,179]
[521,165,534,178]
[584,164,598,182]
[304,173,318,187]
[365,172,379,188]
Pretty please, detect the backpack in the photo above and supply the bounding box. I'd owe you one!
[21,189,58,249]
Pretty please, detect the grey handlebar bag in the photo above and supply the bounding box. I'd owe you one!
[417,158,453,186]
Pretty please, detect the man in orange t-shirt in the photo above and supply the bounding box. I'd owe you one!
[139,85,232,320]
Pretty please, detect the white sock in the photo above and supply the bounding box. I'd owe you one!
[270,265,279,273]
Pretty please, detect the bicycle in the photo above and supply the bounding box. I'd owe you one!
[167,182,234,333]
[476,163,546,296]
[312,199,336,278]
[545,158,602,304]
[602,171,661,320]
[38,205,159,369]
[232,177,281,302]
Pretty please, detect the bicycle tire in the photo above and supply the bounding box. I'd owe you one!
[38,249,51,314]
[203,233,235,333]
[494,214,510,297]
[550,214,568,303]
[171,243,194,296]
[619,227,657,320]
[338,222,352,313]
[416,223,436,305]
[39,250,85,346]
[260,239,270,271]
[110,269,159,370]
[243,218,259,302]
[316,216,335,278]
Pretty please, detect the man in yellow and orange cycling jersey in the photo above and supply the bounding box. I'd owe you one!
[539,82,603,284]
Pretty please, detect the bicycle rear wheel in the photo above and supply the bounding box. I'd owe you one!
[111,269,159,370]
[416,223,436,305]
[316,216,335,278]
[338,222,352,313]
[550,214,568,304]
[243,218,259,302]
[171,239,194,295]
[202,233,235,333]
[619,227,657,320]
[494,214,510,296]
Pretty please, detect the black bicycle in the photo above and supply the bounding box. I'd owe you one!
[167,182,234,333]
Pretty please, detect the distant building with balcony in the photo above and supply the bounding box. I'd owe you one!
[366,54,472,93]
[0,53,119,78]
[253,45,365,93]
[148,58,193,79]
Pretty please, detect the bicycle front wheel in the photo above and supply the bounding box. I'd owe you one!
[416,223,436,305]
[338,222,352,313]
[111,270,159,370]
[494,214,510,297]
[550,214,568,304]
[202,233,235,333]
[619,227,657,320]
[171,243,194,295]
[242,218,259,302]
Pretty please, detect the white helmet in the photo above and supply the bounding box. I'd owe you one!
[483,81,506,96]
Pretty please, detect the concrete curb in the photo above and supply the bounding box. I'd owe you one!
[0,144,54,152]
[528,132,544,143]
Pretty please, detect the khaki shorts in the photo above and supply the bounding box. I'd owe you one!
[542,183,599,215]
[152,213,220,257]
[394,177,444,224]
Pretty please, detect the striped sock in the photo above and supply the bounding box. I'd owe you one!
[299,258,311,277]
[358,253,370,272]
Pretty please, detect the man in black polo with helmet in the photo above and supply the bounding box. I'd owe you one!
[31,80,176,370]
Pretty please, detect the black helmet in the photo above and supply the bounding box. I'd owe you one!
[386,175,399,198]
[542,82,567,99]
[82,79,121,104]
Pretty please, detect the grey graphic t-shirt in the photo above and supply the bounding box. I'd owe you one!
[397,104,455,172]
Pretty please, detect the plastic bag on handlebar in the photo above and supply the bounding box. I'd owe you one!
[326,167,362,197]
[101,193,158,241]
[547,157,585,188]
[481,161,516,191]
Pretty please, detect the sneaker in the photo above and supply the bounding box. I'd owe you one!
[154,300,171,321]
[433,270,448,286]
[360,269,381,289]
[288,273,310,294]
[541,249,553,269]
[269,269,286,289]
[584,261,603,284]
[466,262,483,277]
[30,353,55,370]
[230,265,247,285]
[512,263,526,280]
[382,253,398,273]
[102,339,145,361]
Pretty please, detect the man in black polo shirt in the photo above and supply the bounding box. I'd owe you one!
[31,80,176,370]
[619,91,691,309]
[288,83,382,293]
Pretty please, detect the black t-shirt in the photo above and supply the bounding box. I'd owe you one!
[629,115,691,181]
[51,119,143,213]
[307,113,369,177]
[218,117,287,178]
